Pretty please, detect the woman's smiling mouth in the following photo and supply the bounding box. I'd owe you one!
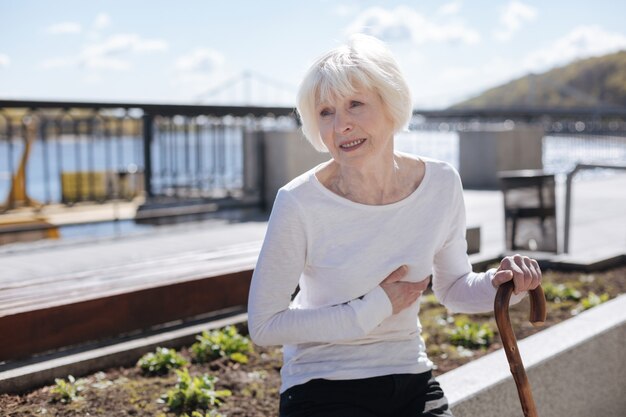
[339,138,366,150]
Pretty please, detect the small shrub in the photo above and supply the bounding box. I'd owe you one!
[137,347,188,376]
[181,411,226,417]
[580,292,609,309]
[571,292,610,315]
[51,375,83,403]
[159,368,231,414]
[543,282,581,302]
[447,316,494,349]
[191,325,252,364]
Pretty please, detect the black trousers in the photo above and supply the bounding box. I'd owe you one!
[279,371,454,417]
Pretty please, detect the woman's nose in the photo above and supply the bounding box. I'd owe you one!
[333,110,353,134]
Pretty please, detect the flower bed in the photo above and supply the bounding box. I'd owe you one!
[1,266,624,416]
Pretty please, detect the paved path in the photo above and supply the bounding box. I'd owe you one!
[464,173,626,259]
[1,173,625,283]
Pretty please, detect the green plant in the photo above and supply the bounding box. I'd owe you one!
[159,369,231,414]
[51,375,83,403]
[542,282,581,302]
[191,325,252,364]
[580,292,609,310]
[181,411,226,417]
[137,347,188,376]
[447,316,494,349]
[420,293,439,308]
[571,292,610,315]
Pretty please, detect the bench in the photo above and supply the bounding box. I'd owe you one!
[0,224,481,363]
[0,242,261,362]
[0,219,60,246]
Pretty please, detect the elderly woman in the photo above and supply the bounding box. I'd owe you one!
[248,34,541,417]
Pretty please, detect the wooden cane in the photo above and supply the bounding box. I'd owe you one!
[494,281,547,417]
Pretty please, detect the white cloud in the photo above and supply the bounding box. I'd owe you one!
[437,1,463,16]
[93,13,111,31]
[42,57,76,69]
[46,22,82,35]
[82,34,168,70]
[175,48,224,73]
[85,34,168,57]
[494,1,537,41]
[0,53,10,68]
[86,12,111,42]
[42,33,169,71]
[173,48,227,100]
[345,6,480,45]
[81,56,131,71]
[523,25,626,72]
[333,4,359,17]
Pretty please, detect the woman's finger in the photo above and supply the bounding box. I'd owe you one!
[495,255,542,292]
[412,276,431,292]
[528,258,542,289]
[381,265,408,284]
[492,270,513,288]
[504,255,526,294]
[403,277,430,298]
[515,255,533,292]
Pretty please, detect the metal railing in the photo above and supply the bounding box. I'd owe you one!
[149,115,249,199]
[409,107,626,173]
[412,106,626,135]
[0,100,296,211]
[10,112,144,205]
[563,163,626,253]
[2,100,625,212]
[543,133,626,176]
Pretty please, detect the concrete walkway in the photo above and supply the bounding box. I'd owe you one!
[464,173,626,259]
[1,173,625,283]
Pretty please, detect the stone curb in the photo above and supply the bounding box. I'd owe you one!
[0,312,248,394]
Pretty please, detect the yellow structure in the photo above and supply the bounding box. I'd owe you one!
[0,118,59,245]
[1,120,42,211]
[61,171,111,202]
[60,170,144,202]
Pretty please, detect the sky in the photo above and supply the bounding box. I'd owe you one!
[1,0,626,109]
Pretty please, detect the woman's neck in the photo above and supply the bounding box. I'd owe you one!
[324,152,414,205]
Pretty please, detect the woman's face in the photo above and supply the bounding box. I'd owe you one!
[316,87,395,168]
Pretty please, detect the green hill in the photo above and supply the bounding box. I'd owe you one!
[451,50,626,109]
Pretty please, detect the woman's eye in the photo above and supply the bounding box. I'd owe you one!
[350,101,363,108]
[320,109,333,117]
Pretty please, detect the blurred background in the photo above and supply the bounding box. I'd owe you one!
[1,0,625,247]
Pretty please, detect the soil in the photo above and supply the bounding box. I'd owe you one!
[1,266,624,417]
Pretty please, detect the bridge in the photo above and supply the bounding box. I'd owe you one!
[411,106,626,135]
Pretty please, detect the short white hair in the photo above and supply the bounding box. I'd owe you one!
[296,34,413,152]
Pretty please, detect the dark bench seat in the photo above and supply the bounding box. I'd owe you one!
[0,242,261,362]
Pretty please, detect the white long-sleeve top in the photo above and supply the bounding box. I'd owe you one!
[248,157,520,393]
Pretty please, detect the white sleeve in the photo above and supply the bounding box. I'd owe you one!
[431,174,524,313]
[247,189,392,346]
